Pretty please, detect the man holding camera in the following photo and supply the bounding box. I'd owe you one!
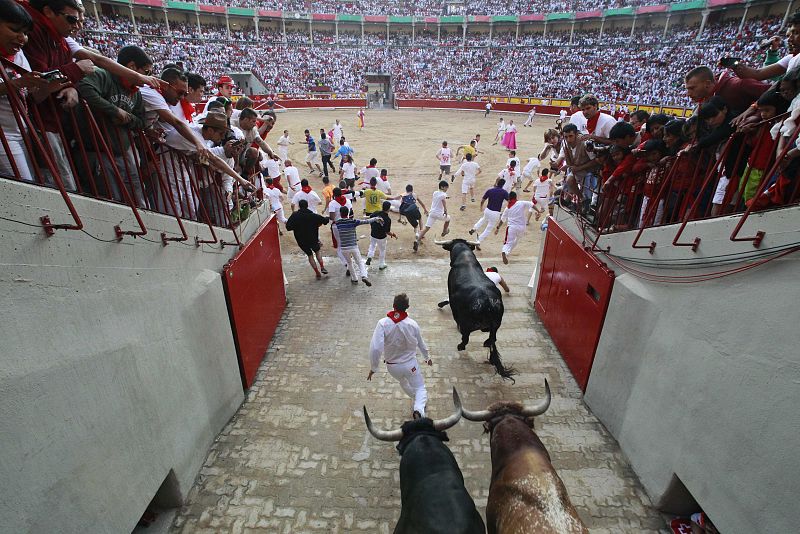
[555,123,602,211]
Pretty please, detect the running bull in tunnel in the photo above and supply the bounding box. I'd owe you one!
[363,389,486,534]
[462,381,588,534]
[436,238,516,381]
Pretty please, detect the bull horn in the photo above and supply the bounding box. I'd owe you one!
[363,406,404,442]
[465,240,480,246]
[432,388,463,431]
[520,379,552,417]
[433,239,454,245]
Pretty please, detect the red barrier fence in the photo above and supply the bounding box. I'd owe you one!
[222,216,286,389]
[397,98,564,116]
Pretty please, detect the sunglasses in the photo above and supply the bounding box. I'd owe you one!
[58,12,80,25]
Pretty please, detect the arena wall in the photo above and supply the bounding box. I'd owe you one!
[559,206,800,533]
[0,180,273,532]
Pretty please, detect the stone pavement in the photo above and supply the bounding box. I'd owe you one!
[170,251,668,534]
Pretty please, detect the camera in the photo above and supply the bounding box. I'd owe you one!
[719,57,742,68]
[585,140,595,152]
[41,69,67,82]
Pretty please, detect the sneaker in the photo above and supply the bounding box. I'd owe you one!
[460,205,466,211]
[320,267,328,274]
[413,240,419,252]
[471,198,475,202]
[475,244,481,251]
[502,252,509,265]
[362,278,372,287]
[366,257,372,265]
[450,175,455,183]
[315,272,322,279]
[378,265,387,270]
[345,269,350,277]
[441,228,450,237]
[351,279,358,284]
[468,228,475,235]
[437,300,449,308]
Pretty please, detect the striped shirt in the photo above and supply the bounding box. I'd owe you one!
[333,217,381,248]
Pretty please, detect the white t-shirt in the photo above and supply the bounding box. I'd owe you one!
[437,147,451,165]
[500,200,534,227]
[169,101,191,123]
[776,53,800,72]
[327,198,352,220]
[284,166,301,192]
[164,123,209,152]
[568,110,586,131]
[533,177,553,198]
[457,161,481,182]
[506,156,521,169]
[140,85,178,136]
[571,111,616,138]
[559,110,567,120]
[430,190,448,214]
[265,186,283,211]
[523,157,540,176]
[277,134,290,147]
[497,120,507,133]
[376,178,391,194]
[65,37,84,55]
[485,271,502,288]
[0,51,30,142]
[292,189,322,212]
[498,168,517,192]
[361,166,380,183]
[264,158,281,179]
[342,161,356,179]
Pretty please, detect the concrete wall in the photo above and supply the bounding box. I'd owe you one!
[0,181,271,533]
[574,207,800,533]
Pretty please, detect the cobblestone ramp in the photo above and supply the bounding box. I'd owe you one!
[171,253,668,534]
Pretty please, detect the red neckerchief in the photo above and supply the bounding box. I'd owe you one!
[180,98,195,123]
[266,184,275,189]
[120,77,140,95]
[23,3,69,54]
[508,166,515,176]
[539,174,548,182]
[507,197,517,208]
[387,310,408,323]
[586,113,600,134]
[380,175,388,181]
[0,47,14,62]
[301,185,312,193]
[335,195,347,206]
[369,185,377,190]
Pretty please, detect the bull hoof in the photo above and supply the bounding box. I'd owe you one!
[483,339,492,347]
[457,343,466,351]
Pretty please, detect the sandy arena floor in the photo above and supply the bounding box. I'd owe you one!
[272,108,558,262]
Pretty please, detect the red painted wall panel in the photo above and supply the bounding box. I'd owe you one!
[222,216,286,389]
[535,219,615,391]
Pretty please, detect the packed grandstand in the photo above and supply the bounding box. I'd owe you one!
[79,3,784,108]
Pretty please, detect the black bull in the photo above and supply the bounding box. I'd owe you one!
[441,240,516,380]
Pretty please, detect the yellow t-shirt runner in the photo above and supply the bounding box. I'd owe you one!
[364,188,388,214]
[460,144,476,159]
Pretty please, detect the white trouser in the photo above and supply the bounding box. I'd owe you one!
[332,226,349,268]
[386,358,428,417]
[340,246,368,280]
[524,116,534,126]
[44,131,77,191]
[272,206,287,224]
[638,196,664,229]
[502,224,527,255]
[0,137,35,183]
[473,208,501,243]
[367,237,387,266]
[278,146,288,162]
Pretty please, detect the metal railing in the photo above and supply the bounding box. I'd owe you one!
[0,61,248,248]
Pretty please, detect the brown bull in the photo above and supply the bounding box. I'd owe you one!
[463,380,588,534]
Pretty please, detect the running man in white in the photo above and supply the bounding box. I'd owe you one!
[264,177,288,226]
[524,106,537,127]
[436,141,453,181]
[415,180,451,248]
[495,191,543,264]
[455,152,481,210]
[332,119,344,144]
[368,293,432,418]
[291,178,322,213]
[493,117,507,145]
[497,160,519,193]
[283,158,302,204]
[276,129,293,162]
[559,109,567,122]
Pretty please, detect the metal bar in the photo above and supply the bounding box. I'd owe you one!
[188,163,218,246]
[631,156,681,253]
[138,136,189,245]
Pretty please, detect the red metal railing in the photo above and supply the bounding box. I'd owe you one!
[0,62,250,247]
[569,113,800,252]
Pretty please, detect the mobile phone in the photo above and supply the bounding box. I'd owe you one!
[719,57,742,68]
[41,69,66,81]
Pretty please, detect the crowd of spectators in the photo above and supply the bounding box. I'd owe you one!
[79,14,783,107]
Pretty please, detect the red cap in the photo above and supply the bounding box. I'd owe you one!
[218,75,233,86]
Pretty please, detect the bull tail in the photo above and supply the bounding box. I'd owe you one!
[488,343,516,383]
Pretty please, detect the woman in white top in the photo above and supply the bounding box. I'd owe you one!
[339,154,358,188]
[0,1,66,183]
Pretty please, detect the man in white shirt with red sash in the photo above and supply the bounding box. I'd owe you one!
[367,294,432,418]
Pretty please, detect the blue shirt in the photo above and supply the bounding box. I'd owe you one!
[483,187,509,212]
[334,145,354,159]
[307,136,317,152]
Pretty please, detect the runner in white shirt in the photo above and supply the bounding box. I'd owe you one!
[276,130,293,162]
[283,159,302,202]
[367,293,431,418]
[415,180,451,248]
[291,178,322,213]
[264,177,287,225]
[332,119,344,143]
[523,106,536,127]
[494,191,543,264]
[340,156,357,186]
[454,153,481,210]
[493,118,507,145]
[531,168,555,217]
[559,109,568,122]
[497,160,519,193]
[436,141,453,181]
[506,151,522,181]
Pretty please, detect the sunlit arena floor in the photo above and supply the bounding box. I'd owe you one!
[169,109,668,533]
